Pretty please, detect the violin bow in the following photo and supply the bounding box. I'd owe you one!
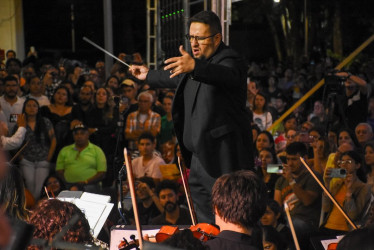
[284,202,300,250]
[300,157,357,229]
[124,148,143,249]
[177,156,197,225]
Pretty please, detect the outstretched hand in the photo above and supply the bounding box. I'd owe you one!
[129,65,149,81]
[164,45,195,78]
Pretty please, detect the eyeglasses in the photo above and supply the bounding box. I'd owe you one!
[338,160,353,166]
[185,34,216,43]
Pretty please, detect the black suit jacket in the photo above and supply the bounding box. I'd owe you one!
[147,43,254,178]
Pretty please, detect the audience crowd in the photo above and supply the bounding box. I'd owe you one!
[2,48,374,249]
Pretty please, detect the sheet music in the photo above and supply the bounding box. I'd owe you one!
[320,235,345,250]
[80,192,111,204]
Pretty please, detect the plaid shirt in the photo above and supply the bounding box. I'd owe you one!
[125,110,161,139]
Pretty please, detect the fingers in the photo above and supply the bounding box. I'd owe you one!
[179,45,188,55]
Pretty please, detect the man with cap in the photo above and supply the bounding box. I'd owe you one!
[120,78,139,120]
[56,123,107,192]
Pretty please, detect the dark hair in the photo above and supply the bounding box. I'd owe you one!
[0,165,28,220]
[337,225,374,250]
[40,173,66,198]
[266,199,281,216]
[6,49,16,58]
[162,95,173,103]
[286,142,308,157]
[137,176,156,190]
[252,91,269,112]
[212,170,267,229]
[5,58,22,69]
[105,75,119,87]
[28,199,92,247]
[138,132,155,143]
[338,127,360,148]
[364,141,374,172]
[22,98,50,144]
[309,126,326,138]
[262,225,287,250]
[161,229,207,250]
[155,179,179,197]
[3,75,18,85]
[51,85,73,106]
[94,87,113,121]
[256,131,275,154]
[188,11,222,35]
[340,150,367,182]
[259,147,277,164]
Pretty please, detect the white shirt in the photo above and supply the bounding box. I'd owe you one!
[131,154,165,179]
[1,126,26,150]
[28,94,50,107]
[0,96,25,134]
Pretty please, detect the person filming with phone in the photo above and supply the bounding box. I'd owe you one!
[321,150,371,235]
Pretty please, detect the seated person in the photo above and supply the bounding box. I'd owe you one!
[131,132,165,182]
[204,170,267,250]
[151,180,192,225]
[56,124,106,192]
[260,199,292,249]
[27,199,93,249]
[274,142,322,249]
[321,150,371,234]
[127,176,163,225]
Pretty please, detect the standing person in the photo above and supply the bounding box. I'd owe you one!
[41,86,73,163]
[18,98,56,200]
[0,75,25,134]
[129,10,253,223]
[252,92,273,131]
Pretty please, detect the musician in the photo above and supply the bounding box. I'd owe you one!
[204,170,266,250]
[151,179,192,225]
[130,10,253,224]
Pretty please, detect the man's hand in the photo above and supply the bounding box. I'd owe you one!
[164,46,195,78]
[16,114,26,128]
[129,65,149,81]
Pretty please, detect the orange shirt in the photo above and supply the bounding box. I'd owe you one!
[324,185,349,231]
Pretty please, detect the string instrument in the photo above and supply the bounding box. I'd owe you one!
[118,235,138,250]
[119,148,142,250]
[154,223,220,243]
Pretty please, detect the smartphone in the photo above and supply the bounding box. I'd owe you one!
[267,164,283,174]
[30,46,35,53]
[329,168,346,178]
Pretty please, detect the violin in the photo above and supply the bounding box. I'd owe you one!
[155,223,219,243]
[118,235,139,250]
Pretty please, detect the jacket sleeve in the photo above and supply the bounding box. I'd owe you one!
[343,183,371,220]
[191,52,246,90]
[147,70,182,88]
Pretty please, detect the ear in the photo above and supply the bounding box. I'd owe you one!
[214,33,222,47]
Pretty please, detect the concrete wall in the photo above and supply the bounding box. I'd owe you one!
[0,0,25,61]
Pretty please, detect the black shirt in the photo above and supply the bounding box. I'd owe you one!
[151,207,192,225]
[204,230,260,250]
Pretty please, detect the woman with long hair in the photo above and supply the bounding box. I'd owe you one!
[321,151,371,234]
[252,92,273,131]
[364,141,374,194]
[86,87,116,187]
[41,86,73,163]
[19,98,56,200]
[257,148,280,198]
[0,166,29,220]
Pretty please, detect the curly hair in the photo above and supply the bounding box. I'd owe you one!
[212,170,267,229]
[28,199,92,247]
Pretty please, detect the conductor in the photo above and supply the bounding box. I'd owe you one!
[129,10,254,223]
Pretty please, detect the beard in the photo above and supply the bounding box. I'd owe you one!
[164,201,177,213]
